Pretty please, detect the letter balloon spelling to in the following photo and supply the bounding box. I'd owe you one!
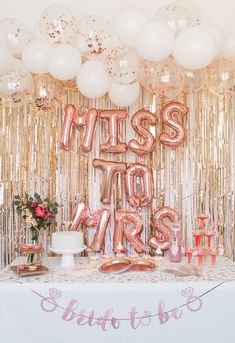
[125,163,154,208]
[93,159,127,205]
[159,101,188,147]
[149,207,180,253]
[69,201,111,252]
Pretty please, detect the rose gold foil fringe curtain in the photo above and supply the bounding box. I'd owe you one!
[0,86,235,268]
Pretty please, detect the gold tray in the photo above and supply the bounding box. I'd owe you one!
[11,265,49,277]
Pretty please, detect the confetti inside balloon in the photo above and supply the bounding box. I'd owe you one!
[76,15,113,57]
[105,46,140,85]
[32,74,59,111]
[183,68,208,93]
[207,57,235,96]
[0,18,32,57]
[140,57,185,99]
[0,61,34,107]
[39,5,77,45]
[176,0,202,26]
[155,3,191,34]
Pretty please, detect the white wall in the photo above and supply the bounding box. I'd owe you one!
[0,0,234,35]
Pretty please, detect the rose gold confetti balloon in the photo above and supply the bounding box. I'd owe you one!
[207,57,235,96]
[0,61,34,107]
[32,74,59,111]
[39,5,77,45]
[76,15,113,57]
[105,46,140,85]
[155,3,191,34]
[0,18,32,57]
[140,57,185,99]
[183,68,208,93]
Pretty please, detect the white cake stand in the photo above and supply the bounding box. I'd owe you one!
[50,246,86,268]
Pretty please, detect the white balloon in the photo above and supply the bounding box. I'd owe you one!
[199,24,224,54]
[173,27,217,69]
[223,34,235,59]
[135,21,175,61]
[115,8,147,46]
[76,60,110,99]
[176,0,202,26]
[48,44,82,81]
[0,18,32,56]
[0,45,15,71]
[108,82,140,107]
[22,40,52,74]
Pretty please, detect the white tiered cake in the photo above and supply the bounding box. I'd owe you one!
[51,231,83,251]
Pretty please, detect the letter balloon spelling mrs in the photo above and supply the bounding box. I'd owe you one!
[149,207,180,253]
[69,201,111,252]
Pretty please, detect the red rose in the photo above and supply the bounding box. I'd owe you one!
[29,201,38,208]
[35,206,45,218]
[45,210,53,217]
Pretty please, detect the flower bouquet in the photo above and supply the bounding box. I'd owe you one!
[14,193,58,245]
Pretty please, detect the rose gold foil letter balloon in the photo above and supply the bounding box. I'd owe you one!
[125,163,154,208]
[114,210,145,254]
[128,110,157,155]
[159,101,188,147]
[93,159,127,205]
[149,207,180,252]
[99,110,127,153]
[60,104,98,152]
[69,201,111,252]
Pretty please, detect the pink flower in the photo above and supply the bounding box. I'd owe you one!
[29,201,38,208]
[35,206,46,218]
[45,210,53,217]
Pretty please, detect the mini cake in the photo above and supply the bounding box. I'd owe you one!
[129,253,139,260]
[102,254,112,262]
[142,254,151,260]
[89,255,100,265]
[51,231,83,251]
[116,253,125,259]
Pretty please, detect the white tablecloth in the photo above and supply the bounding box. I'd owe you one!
[0,257,235,343]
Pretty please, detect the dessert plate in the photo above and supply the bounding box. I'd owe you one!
[129,259,157,272]
[99,258,131,274]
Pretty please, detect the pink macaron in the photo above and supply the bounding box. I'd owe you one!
[32,244,41,251]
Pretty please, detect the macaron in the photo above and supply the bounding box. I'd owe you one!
[20,245,29,252]
[32,244,41,251]
[17,264,25,271]
[28,265,37,272]
[35,262,42,269]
